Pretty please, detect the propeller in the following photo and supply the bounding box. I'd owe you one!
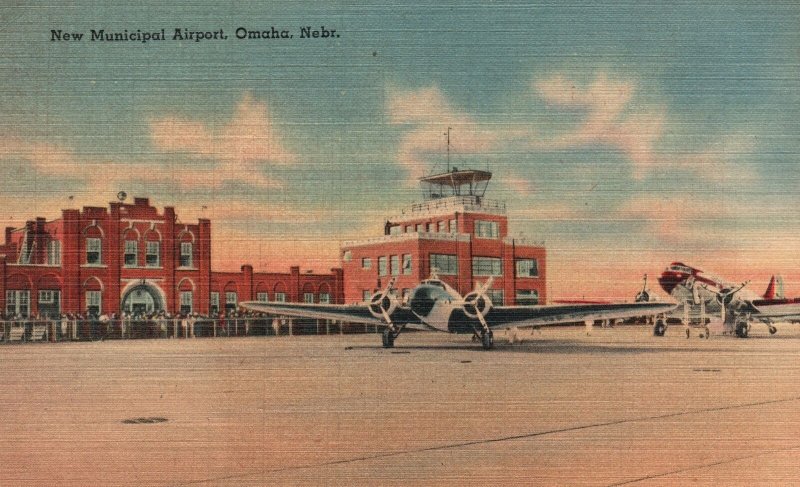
[368,277,398,324]
[462,277,494,331]
[708,280,749,323]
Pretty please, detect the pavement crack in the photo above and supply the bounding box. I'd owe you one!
[176,395,800,485]
[607,444,800,486]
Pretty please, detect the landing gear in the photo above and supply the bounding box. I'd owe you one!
[481,329,494,350]
[381,328,395,348]
[653,319,667,337]
[769,325,777,335]
[735,321,749,338]
[704,326,710,339]
[686,327,691,339]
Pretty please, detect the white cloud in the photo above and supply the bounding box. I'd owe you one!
[534,72,666,179]
[387,86,502,183]
[150,92,296,189]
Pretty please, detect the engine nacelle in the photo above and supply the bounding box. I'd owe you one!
[462,292,493,320]
[368,291,399,321]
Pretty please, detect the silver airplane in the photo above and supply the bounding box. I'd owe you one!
[241,272,676,350]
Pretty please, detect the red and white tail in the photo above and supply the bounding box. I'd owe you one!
[763,276,777,299]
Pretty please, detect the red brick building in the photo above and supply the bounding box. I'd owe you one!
[341,169,546,305]
[0,197,343,317]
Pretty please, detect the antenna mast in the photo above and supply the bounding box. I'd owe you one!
[444,127,452,172]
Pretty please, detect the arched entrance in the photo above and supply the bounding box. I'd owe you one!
[122,284,164,316]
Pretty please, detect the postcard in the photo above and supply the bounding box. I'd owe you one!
[1,2,798,485]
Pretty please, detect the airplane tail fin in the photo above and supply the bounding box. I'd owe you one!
[763,276,778,299]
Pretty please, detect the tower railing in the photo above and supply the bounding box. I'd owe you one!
[394,195,506,220]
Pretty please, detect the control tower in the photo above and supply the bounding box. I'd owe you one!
[341,163,547,305]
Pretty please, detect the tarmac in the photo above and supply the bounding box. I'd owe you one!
[1,323,799,486]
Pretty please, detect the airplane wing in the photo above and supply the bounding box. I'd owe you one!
[479,301,677,330]
[240,301,421,326]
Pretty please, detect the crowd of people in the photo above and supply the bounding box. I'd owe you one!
[0,310,287,342]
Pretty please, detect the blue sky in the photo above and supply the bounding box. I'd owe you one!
[1,1,798,298]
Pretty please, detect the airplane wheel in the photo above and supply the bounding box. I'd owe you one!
[769,326,777,335]
[481,330,494,350]
[382,328,395,348]
[735,322,749,339]
[704,327,710,339]
[685,328,690,339]
[653,321,666,337]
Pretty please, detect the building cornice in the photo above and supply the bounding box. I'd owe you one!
[342,232,472,249]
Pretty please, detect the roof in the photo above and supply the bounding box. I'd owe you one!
[419,169,492,188]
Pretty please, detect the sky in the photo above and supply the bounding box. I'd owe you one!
[1,1,799,299]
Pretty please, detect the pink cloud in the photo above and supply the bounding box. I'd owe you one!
[510,202,583,221]
[210,227,340,273]
[501,175,534,196]
[0,137,85,176]
[150,92,295,189]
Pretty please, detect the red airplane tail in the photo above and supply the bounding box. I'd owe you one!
[763,276,777,299]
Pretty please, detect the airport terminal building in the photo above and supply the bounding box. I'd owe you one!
[0,197,344,318]
[341,169,547,305]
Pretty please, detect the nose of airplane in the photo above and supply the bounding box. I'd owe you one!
[657,271,682,294]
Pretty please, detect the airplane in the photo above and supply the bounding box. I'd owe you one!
[655,262,800,338]
[241,271,676,350]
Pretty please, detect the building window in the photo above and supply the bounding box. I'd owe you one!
[124,240,137,267]
[389,225,401,235]
[274,292,286,303]
[475,220,499,239]
[319,293,330,304]
[210,292,220,314]
[430,254,458,275]
[6,290,30,317]
[390,255,400,276]
[180,242,193,267]
[516,259,539,278]
[257,292,268,302]
[86,237,101,264]
[47,240,61,265]
[473,257,503,276]
[362,290,371,302]
[516,290,539,305]
[180,291,193,314]
[304,292,314,303]
[86,290,101,316]
[38,290,60,317]
[437,221,447,233]
[38,290,56,303]
[415,223,424,233]
[378,256,387,276]
[19,232,32,264]
[362,257,372,270]
[487,289,504,306]
[146,241,160,267]
[403,254,412,275]
[343,250,352,262]
[225,292,238,313]
[405,225,413,233]
[426,222,434,232]
[449,219,457,233]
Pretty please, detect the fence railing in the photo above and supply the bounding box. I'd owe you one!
[0,316,381,344]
